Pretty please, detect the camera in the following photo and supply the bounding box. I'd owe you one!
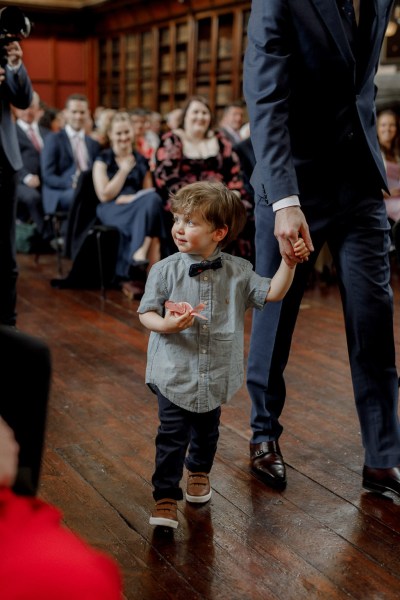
[0,6,31,66]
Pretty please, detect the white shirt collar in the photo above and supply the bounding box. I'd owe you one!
[17,119,40,134]
[65,124,85,140]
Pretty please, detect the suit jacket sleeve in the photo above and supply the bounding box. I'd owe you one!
[3,63,32,109]
[244,0,299,204]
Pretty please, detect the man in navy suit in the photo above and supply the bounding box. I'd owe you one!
[41,94,100,215]
[244,0,400,496]
[15,91,50,240]
[0,40,32,326]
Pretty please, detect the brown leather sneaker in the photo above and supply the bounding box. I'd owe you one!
[186,472,212,503]
[149,498,178,528]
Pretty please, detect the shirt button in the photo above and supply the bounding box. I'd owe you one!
[203,276,208,281]
[202,349,206,354]
[203,324,207,329]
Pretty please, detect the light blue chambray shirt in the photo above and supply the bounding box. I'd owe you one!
[137,250,271,413]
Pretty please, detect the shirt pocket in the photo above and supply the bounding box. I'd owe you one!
[210,332,242,393]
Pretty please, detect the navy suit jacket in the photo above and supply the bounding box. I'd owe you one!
[244,0,393,204]
[0,64,32,171]
[41,129,100,213]
[16,124,50,183]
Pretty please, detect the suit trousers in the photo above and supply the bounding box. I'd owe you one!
[247,171,400,468]
[152,388,221,501]
[0,155,17,326]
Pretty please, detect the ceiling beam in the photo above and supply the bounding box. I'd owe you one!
[4,0,110,10]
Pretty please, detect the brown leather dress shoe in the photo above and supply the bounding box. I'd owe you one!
[250,441,287,489]
[362,465,400,497]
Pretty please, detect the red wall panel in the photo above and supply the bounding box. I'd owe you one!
[18,37,95,110]
[55,41,87,81]
[21,39,53,80]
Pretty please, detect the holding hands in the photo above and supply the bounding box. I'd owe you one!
[274,206,314,267]
[292,237,311,262]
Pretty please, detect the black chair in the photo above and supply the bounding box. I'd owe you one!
[44,210,69,276]
[50,170,120,299]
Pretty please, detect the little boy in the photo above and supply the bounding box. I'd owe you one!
[138,181,309,528]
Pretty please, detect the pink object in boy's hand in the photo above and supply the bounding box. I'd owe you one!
[165,300,208,320]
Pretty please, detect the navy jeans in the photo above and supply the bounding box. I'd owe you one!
[152,389,221,501]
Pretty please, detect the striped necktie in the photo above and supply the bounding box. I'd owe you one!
[73,134,88,171]
[27,126,42,152]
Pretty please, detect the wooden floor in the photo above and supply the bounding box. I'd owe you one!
[16,252,400,600]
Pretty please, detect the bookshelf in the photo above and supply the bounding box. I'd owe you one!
[96,3,251,116]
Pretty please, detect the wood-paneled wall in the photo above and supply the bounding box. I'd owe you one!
[22,37,97,109]
[18,0,251,114]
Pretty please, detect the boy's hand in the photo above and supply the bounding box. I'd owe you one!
[292,238,310,262]
[163,309,195,332]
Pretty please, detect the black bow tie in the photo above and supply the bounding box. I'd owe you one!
[188,257,223,277]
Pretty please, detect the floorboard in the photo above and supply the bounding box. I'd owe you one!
[15,252,400,600]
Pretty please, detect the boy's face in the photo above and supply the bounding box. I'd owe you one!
[171,210,227,259]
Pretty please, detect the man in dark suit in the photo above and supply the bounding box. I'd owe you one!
[41,93,100,215]
[218,101,245,146]
[15,91,50,240]
[244,0,400,496]
[0,40,33,326]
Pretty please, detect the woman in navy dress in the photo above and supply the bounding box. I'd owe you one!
[92,111,166,280]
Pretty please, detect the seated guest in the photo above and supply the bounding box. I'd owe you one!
[130,107,155,166]
[39,105,65,133]
[154,95,252,257]
[218,100,245,145]
[90,107,116,148]
[41,94,101,216]
[377,109,400,222]
[146,111,163,146]
[233,135,255,198]
[377,109,400,266]
[165,108,183,131]
[92,111,166,296]
[14,91,51,243]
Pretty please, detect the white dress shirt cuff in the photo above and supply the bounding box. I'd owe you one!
[23,174,34,185]
[272,195,300,212]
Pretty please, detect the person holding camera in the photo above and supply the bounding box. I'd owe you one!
[0,37,33,326]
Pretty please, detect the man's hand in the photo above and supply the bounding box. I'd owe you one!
[26,175,40,188]
[4,40,23,68]
[0,417,19,488]
[274,206,314,267]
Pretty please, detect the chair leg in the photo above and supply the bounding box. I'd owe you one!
[52,215,64,277]
[95,229,106,300]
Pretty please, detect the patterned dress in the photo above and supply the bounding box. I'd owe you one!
[154,130,254,260]
[154,130,251,208]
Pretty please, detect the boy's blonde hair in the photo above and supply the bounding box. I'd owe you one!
[170,181,247,248]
